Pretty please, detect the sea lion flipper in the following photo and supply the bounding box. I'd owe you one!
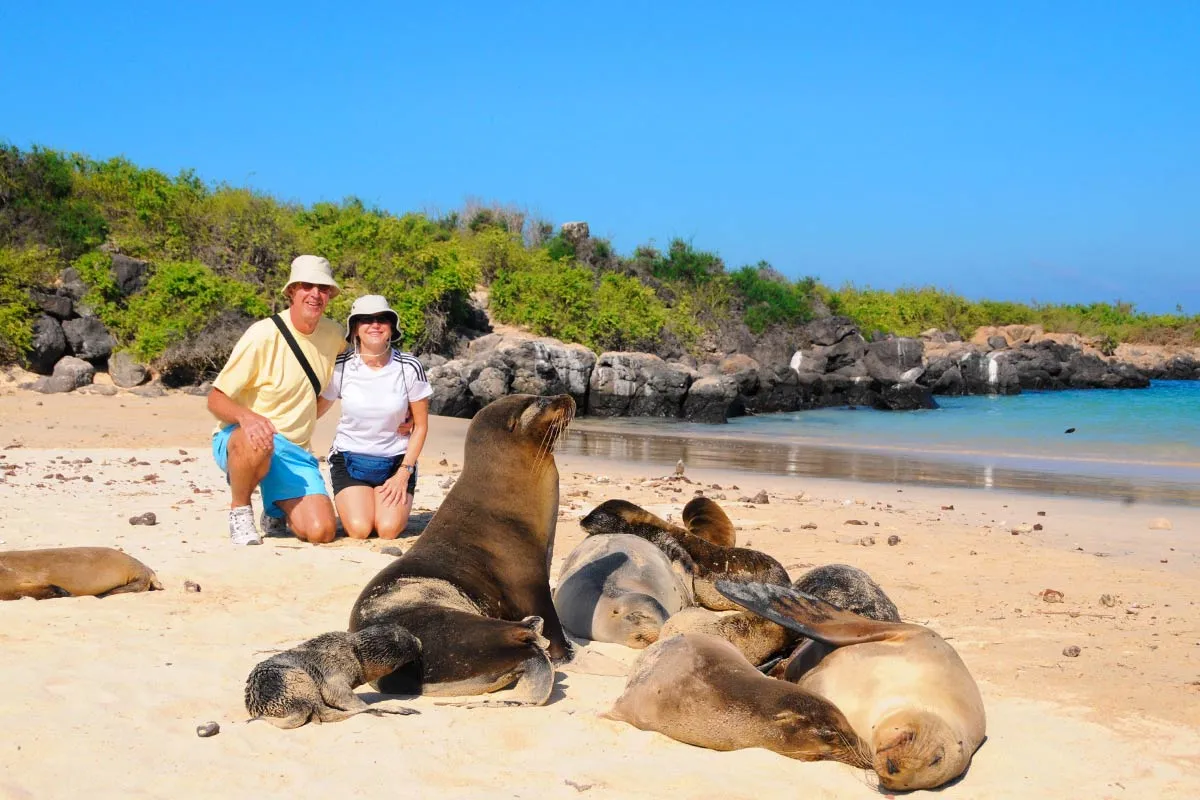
[715,581,906,647]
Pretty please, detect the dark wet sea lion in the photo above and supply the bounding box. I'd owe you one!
[244,626,421,728]
[553,533,692,649]
[681,496,736,547]
[717,581,986,792]
[349,394,575,706]
[0,547,163,601]
[580,499,789,611]
[604,632,869,767]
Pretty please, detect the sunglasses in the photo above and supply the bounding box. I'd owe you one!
[356,314,393,326]
[294,282,335,295]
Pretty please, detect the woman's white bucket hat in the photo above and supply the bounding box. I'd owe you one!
[345,294,402,345]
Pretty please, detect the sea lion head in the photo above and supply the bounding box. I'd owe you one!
[604,593,670,649]
[351,624,423,683]
[467,394,576,458]
[871,710,968,791]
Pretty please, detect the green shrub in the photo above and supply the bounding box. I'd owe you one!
[589,273,668,350]
[650,238,724,284]
[0,245,61,361]
[490,252,594,343]
[730,263,817,333]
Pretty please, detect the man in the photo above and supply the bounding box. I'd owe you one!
[207,254,348,545]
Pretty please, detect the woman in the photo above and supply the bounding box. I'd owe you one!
[321,295,432,539]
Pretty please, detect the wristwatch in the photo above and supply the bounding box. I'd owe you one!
[399,464,415,473]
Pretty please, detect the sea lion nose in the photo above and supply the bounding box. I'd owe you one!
[886,758,900,775]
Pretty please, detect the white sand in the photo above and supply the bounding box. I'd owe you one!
[1,387,1198,799]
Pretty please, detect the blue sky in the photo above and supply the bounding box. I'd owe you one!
[3,1,1198,314]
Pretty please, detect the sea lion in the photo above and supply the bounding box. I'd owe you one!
[768,563,902,680]
[659,606,793,666]
[349,394,575,706]
[681,496,736,547]
[0,547,163,601]
[553,533,693,649]
[717,581,986,792]
[604,632,869,767]
[664,564,900,669]
[581,499,789,611]
[244,626,422,728]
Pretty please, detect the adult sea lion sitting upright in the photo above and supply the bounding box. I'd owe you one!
[349,394,575,706]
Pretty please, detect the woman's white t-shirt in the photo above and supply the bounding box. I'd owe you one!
[322,350,433,458]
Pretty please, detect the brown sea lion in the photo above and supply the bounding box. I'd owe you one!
[681,496,736,547]
[717,580,986,792]
[658,606,793,666]
[603,632,869,767]
[553,533,693,649]
[349,394,575,706]
[0,547,163,601]
[580,499,789,611]
[245,626,421,728]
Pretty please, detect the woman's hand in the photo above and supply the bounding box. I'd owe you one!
[396,410,415,436]
[376,471,409,508]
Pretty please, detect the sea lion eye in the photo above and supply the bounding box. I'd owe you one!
[930,754,943,766]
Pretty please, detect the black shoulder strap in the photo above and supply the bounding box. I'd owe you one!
[271,313,321,396]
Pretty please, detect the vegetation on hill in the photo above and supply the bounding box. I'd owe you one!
[1,143,1196,374]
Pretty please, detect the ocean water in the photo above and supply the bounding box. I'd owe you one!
[564,381,1200,505]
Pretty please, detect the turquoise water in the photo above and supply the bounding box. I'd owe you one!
[565,381,1200,504]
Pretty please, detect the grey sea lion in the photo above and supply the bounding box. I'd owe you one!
[553,533,693,649]
[681,496,736,547]
[717,581,986,792]
[349,394,575,706]
[244,626,421,728]
[580,499,789,611]
[0,547,163,601]
[603,632,869,767]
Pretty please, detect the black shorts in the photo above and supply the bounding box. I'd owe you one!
[329,451,418,496]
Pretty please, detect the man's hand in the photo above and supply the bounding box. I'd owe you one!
[377,472,409,508]
[238,411,277,451]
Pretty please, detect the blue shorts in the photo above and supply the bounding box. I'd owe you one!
[212,426,329,518]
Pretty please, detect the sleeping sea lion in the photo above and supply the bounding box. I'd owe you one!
[603,632,869,767]
[717,580,986,792]
[553,533,693,649]
[349,394,575,706]
[681,496,736,547]
[580,499,789,611]
[0,547,163,601]
[245,625,421,728]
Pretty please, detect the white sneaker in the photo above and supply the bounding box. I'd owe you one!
[229,506,263,546]
[260,511,290,538]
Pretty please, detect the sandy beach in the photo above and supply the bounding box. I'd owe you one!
[1,382,1198,800]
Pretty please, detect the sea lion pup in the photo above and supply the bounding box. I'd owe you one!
[245,626,421,729]
[580,499,789,611]
[680,496,736,547]
[659,606,792,666]
[0,547,163,601]
[603,632,869,767]
[717,581,986,792]
[349,394,575,706]
[768,563,901,680]
[553,534,693,649]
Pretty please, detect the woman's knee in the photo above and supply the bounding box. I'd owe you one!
[340,515,374,539]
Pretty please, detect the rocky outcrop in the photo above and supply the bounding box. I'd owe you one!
[27,315,67,375]
[62,316,116,364]
[108,351,149,388]
[587,352,695,418]
[52,356,96,389]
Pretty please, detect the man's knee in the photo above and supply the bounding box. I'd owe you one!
[293,517,336,544]
[228,428,273,465]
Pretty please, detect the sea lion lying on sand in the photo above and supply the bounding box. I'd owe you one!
[717,580,986,792]
[604,632,869,767]
[245,626,421,728]
[553,533,693,649]
[0,547,163,601]
[580,499,789,611]
[349,394,575,706]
